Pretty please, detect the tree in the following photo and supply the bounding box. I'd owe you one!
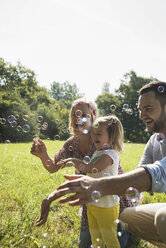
[102,82,110,94]
[50,81,84,106]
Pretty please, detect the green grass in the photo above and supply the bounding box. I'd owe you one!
[0,141,166,247]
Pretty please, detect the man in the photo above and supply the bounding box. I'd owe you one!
[51,81,166,246]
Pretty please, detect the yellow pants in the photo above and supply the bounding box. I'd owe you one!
[87,204,120,248]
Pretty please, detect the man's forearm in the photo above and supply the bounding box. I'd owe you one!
[100,167,152,196]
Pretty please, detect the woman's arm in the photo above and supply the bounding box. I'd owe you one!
[31,139,60,173]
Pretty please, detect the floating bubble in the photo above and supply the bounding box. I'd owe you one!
[113,219,127,237]
[5,139,11,144]
[10,121,17,128]
[83,155,91,164]
[54,104,59,111]
[8,115,16,123]
[92,167,98,175]
[123,104,129,110]
[110,104,116,112]
[103,172,111,177]
[66,161,75,167]
[42,233,47,237]
[80,179,91,189]
[75,109,82,118]
[68,145,73,152]
[79,163,85,172]
[83,129,88,134]
[37,123,42,130]
[15,114,19,120]
[126,187,140,203]
[55,119,59,124]
[22,115,30,122]
[42,122,48,130]
[94,123,99,129]
[37,116,43,122]
[157,85,165,93]
[103,143,110,150]
[91,190,101,202]
[0,118,6,125]
[108,119,113,126]
[54,134,60,141]
[22,124,30,133]
[62,126,69,133]
[126,108,133,115]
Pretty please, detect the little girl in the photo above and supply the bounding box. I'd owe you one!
[58,115,123,248]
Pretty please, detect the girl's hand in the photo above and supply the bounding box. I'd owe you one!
[30,138,47,159]
[36,198,50,227]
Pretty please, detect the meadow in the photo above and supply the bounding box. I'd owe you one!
[0,141,166,248]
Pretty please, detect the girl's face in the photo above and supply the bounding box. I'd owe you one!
[91,123,110,150]
[71,103,92,135]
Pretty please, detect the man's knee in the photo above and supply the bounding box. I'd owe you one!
[155,208,166,244]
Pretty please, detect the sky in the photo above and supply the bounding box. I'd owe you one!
[0,0,166,102]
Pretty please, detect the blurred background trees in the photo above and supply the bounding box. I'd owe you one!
[0,58,157,143]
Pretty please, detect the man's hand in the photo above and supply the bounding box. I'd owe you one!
[56,174,99,206]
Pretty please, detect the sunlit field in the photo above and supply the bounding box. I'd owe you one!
[1,141,166,248]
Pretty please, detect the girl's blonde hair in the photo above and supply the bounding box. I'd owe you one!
[69,98,97,135]
[93,115,123,152]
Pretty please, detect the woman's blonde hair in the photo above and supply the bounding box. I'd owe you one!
[93,115,123,152]
[69,98,98,135]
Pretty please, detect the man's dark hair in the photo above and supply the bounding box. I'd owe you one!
[139,81,166,106]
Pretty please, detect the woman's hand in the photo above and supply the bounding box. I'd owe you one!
[30,138,47,159]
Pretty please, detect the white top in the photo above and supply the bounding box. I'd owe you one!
[87,149,119,208]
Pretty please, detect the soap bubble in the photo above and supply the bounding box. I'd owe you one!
[110,104,116,112]
[7,115,16,123]
[91,190,101,202]
[37,123,42,130]
[22,124,30,133]
[68,145,73,152]
[22,115,30,122]
[0,118,6,125]
[103,143,110,150]
[113,219,127,238]
[83,155,91,164]
[103,172,111,177]
[10,121,17,128]
[75,109,82,118]
[92,167,98,176]
[17,126,22,132]
[126,108,133,115]
[66,161,75,167]
[126,187,140,203]
[37,116,43,122]
[123,104,129,110]
[83,129,88,134]
[15,114,19,120]
[157,85,165,93]
[54,135,60,141]
[80,179,91,189]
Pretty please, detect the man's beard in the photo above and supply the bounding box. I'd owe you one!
[152,109,166,133]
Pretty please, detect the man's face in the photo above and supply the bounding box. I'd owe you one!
[138,90,166,134]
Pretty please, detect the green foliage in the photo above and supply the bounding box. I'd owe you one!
[0,141,164,247]
[96,71,158,143]
[50,81,84,105]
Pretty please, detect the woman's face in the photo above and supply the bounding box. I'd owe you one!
[71,103,93,135]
